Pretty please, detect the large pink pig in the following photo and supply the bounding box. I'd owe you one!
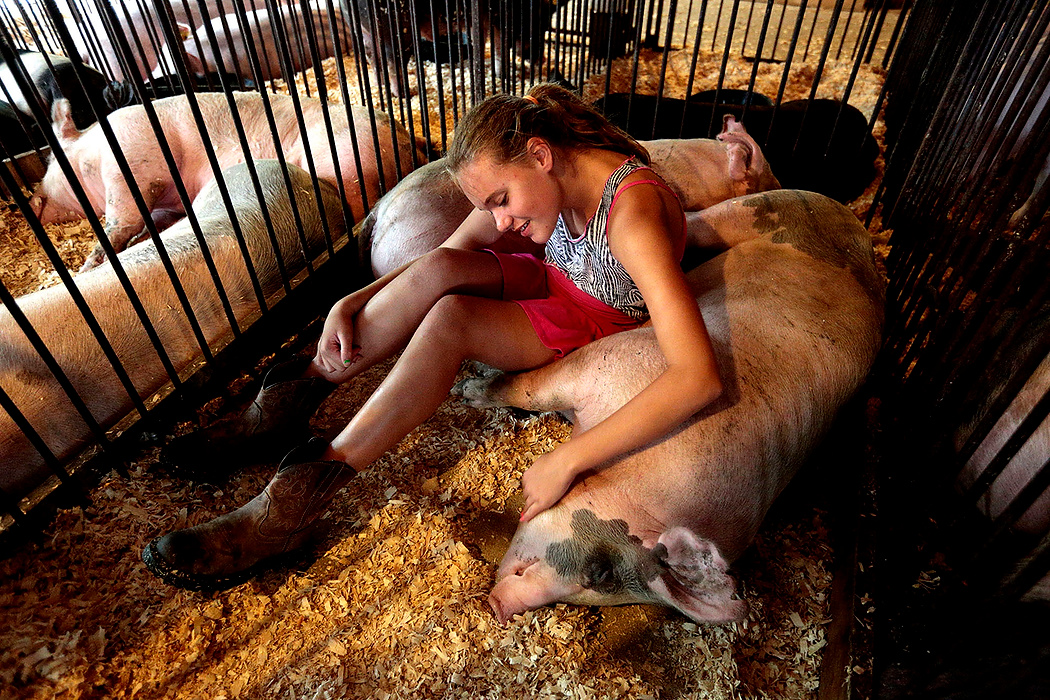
[361,115,779,276]
[175,2,351,83]
[451,190,884,623]
[29,91,422,270]
[1,159,345,502]
[59,0,268,81]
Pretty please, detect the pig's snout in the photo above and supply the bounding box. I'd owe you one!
[488,575,554,625]
[487,591,516,625]
[28,188,54,222]
[29,188,80,225]
[489,557,584,625]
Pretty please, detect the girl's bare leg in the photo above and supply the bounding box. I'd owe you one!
[305,248,506,383]
[142,293,555,588]
[324,294,556,468]
[156,248,508,475]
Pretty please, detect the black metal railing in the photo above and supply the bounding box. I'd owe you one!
[1,0,906,556]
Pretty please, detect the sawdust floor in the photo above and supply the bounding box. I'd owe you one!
[1,343,840,699]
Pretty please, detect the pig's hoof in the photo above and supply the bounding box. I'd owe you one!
[78,245,108,272]
[451,376,505,409]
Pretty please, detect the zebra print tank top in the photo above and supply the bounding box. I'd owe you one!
[544,157,674,321]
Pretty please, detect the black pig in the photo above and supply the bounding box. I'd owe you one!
[0,50,114,132]
[0,99,40,156]
[594,92,879,202]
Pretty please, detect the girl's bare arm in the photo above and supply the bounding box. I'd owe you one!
[317,207,535,373]
[520,183,723,521]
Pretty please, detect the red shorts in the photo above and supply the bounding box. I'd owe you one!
[487,250,644,358]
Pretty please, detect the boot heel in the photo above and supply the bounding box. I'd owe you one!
[144,438,356,591]
[161,356,337,481]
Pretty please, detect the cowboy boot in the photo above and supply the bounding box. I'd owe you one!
[161,356,336,481]
[143,438,356,591]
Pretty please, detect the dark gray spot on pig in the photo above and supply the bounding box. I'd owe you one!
[546,509,662,596]
[744,190,885,308]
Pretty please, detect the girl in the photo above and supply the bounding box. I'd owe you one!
[143,83,723,590]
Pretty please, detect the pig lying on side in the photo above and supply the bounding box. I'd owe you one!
[451,190,885,623]
[0,160,345,501]
[176,2,350,83]
[362,115,779,277]
[29,91,421,270]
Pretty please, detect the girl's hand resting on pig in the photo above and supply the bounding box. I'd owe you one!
[520,449,581,523]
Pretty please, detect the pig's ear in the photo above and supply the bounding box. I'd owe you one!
[51,99,79,141]
[718,113,745,136]
[648,528,747,624]
[717,115,754,187]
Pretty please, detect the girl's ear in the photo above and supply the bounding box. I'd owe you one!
[526,137,554,172]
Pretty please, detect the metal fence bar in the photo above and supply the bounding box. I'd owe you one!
[889,13,1049,393]
[872,0,1050,606]
[0,228,118,464]
[881,2,1011,334]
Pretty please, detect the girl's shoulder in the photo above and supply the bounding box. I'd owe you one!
[608,162,682,218]
[603,162,687,256]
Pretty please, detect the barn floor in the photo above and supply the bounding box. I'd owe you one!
[0,343,861,699]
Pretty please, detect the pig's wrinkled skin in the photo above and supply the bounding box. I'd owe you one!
[452,190,885,624]
[0,160,345,501]
[361,115,779,277]
[29,91,420,270]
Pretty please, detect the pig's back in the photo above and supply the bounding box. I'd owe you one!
[576,190,884,559]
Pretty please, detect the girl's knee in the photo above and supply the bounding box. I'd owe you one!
[416,295,475,344]
[412,247,500,297]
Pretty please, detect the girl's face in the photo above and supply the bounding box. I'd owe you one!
[457,141,560,245]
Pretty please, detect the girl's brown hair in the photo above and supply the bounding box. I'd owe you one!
[444,83,650,175]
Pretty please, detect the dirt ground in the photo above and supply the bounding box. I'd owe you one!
[0,7,891,698]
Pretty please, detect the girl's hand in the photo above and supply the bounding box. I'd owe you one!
[520,450,579,522]
[317,295,362,375]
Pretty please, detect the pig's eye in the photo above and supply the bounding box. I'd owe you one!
[581,549,621,593]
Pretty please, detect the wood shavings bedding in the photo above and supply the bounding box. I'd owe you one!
[0,355,835,699]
